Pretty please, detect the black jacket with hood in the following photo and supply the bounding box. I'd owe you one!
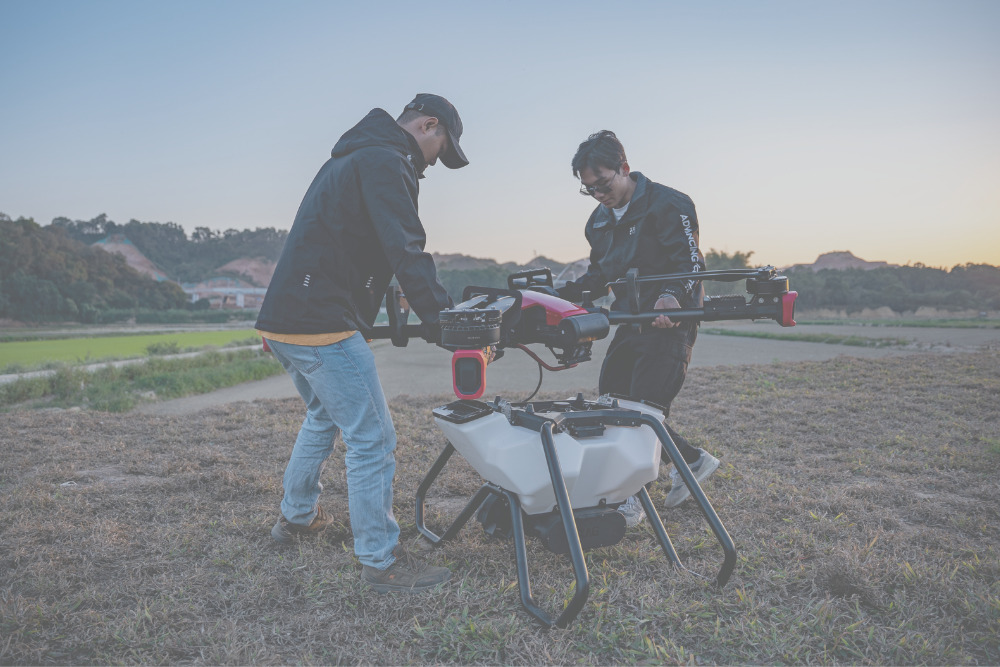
[558,172,706,312]
[256,109,453,335]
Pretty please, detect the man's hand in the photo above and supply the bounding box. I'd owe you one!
[483,345,496,364]
[651,294,681,328]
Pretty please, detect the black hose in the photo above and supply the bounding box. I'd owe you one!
[520,352,544,402]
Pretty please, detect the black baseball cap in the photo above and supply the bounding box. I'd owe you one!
[404,93,469,169]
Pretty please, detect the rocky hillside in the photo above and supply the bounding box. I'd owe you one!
[215,258,277,287]
[91,235,171,282]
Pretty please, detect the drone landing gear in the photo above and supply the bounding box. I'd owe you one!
[415,408,737,629]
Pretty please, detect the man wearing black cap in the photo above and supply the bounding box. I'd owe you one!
[255,94,467,592]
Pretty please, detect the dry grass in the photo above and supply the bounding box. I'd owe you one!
[1,350,998,665]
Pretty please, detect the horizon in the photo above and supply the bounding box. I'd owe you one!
[22,213,989,273]
[2,1,998,269]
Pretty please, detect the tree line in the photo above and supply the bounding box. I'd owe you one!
[704,251,999,313]
[784,263,1000,313]
[700,250,999,313]
[1,213,997,323]
[52,214,288,283]
[434,250,756,302]
[436,249,1000,315]
[0,215,190,323]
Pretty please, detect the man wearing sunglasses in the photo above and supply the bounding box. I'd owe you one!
[256,94,467,592]
[557,130,720,527]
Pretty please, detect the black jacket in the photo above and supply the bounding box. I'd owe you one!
[558,172,706,314]
[256,109,453,335]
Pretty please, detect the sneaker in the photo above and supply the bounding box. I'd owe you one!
[618,494,646,528]
[271,505,333,545]
[663,450,721,508]
[361,545,452,593]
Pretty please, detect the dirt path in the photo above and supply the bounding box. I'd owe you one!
[135,323,1000,416]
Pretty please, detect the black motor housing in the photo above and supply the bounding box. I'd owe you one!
[440,308,503,348]
[477,495,627,555]
[529,506,627,555]
[557,312,610,346]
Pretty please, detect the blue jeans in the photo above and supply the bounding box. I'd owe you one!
[265,334,399,569]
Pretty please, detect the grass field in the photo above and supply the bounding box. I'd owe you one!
[0,349,284,413]
[797,318,1000,329]
[0,330,260,370]
[700,327,911,347]
[1,350,997,664]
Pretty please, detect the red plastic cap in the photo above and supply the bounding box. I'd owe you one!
[780,292,798,327]
[452,349,489,399]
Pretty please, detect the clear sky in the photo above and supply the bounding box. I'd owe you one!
[2,0,998,269]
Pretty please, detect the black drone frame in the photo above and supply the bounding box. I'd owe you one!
[371,265,797,349]
[414,400,737,629]
[363,266,795,628]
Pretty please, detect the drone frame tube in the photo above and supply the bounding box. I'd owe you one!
[641,414,737,587]
[414,424,591,628]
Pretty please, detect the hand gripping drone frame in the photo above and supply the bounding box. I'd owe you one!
[368,266,797,628]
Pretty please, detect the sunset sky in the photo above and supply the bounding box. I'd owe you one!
[1,0,998,269]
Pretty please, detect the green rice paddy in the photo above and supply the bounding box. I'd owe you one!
[0,330,260,369]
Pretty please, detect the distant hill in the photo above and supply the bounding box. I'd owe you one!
[430,253,493,271]
[81,222,573,305]
[431,253,568,274]
[92,238,278,288]
[86,238,570,289]
[785,251,898,272]
[430,253,571,301]
[7,213,999,320]
[52,216,288,284]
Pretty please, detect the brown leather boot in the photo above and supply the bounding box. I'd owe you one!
[270,505,332,545]
[361,545,451,593]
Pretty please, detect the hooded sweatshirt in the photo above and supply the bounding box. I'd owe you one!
[558,172,706,313]
[255,108,453,335]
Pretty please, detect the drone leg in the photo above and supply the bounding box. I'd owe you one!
[415,443,454,544]
[541,423,590,629]
[636,486,683,569]
[641,415,737,588]
[505,490,553,627]
[439,484,496,542]
[505,423,592,629]
[416,443,501,545]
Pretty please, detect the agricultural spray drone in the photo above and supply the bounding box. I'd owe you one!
[369,266,797,628]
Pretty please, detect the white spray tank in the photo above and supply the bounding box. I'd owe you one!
[433,395,666,515]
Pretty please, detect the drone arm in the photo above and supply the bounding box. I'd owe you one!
[605,290,798,328]
[365,284,447,346]
[606,266,780,286]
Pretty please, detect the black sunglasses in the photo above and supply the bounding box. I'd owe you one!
[579,170,619,196]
